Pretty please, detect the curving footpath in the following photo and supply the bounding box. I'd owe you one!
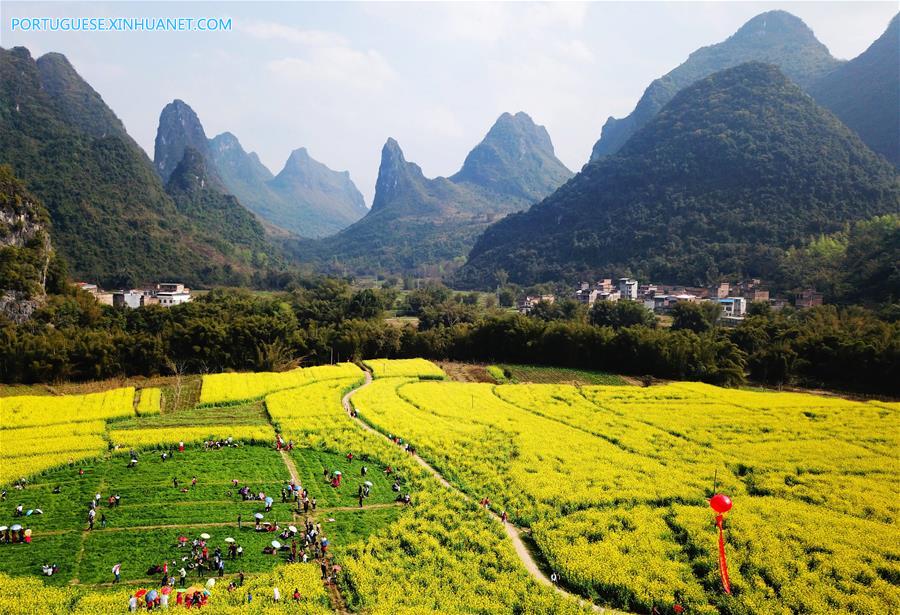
[342,369,627,614]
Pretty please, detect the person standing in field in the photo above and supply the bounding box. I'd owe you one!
[179,566,187,587]
[273,586,280,603]
[112,563,121,583]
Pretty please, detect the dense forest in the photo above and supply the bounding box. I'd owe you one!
[2,280,897,395]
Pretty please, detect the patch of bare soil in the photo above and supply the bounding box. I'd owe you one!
[436,361,496,383]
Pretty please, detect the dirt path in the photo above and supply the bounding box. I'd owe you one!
[325,579,350,614]
[342,368,625,614]
[279,449,301,484]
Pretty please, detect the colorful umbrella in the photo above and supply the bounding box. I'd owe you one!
[224,537,235,543]
[254,513,264,520]
[199,533,211,540]
[160,586,172,595]
[25,510,33,516]
[333,471,342,476]
[264,497,273,505]
[146,590,158,601]
[24,529,31,537]
[135,589,147,598]
[271,540,281,549]
[178,536,188,543]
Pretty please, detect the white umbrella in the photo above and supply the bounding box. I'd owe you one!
[199,533,211,540]
[254,513,264,520]
[364,481,373,487]
[10,524,22,531]
[224,537,235,543]
[0,526,7,531]
[288,525,297,533]
[333,471,342,476]
[205,578,216,589]
[271,540,281,549]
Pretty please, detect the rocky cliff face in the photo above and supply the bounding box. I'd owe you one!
[0,165,52,323]
[154,99,216,184]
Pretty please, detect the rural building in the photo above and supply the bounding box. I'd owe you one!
[717,297,747,317]
[112,290,145,309]
[796,289,824,308]
[709,282,731,299]
[618,278,638,300]
[517,294,555,314]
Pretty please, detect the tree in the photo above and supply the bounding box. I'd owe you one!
[497,287,516,308]
[590,300,656,329]
[671,302,721,333]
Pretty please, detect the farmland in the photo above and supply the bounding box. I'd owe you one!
[0,359,897,613]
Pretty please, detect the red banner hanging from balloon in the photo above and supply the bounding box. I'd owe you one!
[709,493,733,595]
[715,513,732,595]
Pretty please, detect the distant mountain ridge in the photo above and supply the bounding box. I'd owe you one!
[154,101,367,238]
[288,112,572,276]
[458,63,900,288]
[807,13,900,166]
[590,10,842,161]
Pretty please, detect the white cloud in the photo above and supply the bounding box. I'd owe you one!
[267,46,396,91]
[239,21,349,48]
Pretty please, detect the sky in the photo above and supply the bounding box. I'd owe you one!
[2,1,897,204]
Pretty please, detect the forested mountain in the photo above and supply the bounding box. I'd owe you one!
[165,147,273,267]
[458,63,900,288]
[807,14,899,166]
[267,147,368,237]
[154,101,366,238]
[590,11,840,161]
[0,47,275,288]
[779,214,900,305]
[289,112,572,276]
[450,111,572,202]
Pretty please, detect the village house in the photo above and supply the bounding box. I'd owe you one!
[517,294,555,314]
[618,278,639,301]
[795,289,824,309]
[111,283,192,309]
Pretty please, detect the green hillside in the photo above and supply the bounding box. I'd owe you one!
[459,63,900,288]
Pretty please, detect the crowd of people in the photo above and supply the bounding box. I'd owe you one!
[3,435,413,609]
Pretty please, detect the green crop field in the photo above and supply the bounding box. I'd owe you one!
[1,360,897,614]
[490,363,628,385]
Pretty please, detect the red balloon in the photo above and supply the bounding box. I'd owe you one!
[709,493,733,513]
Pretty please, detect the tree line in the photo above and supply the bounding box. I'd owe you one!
[1,280,897,395]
